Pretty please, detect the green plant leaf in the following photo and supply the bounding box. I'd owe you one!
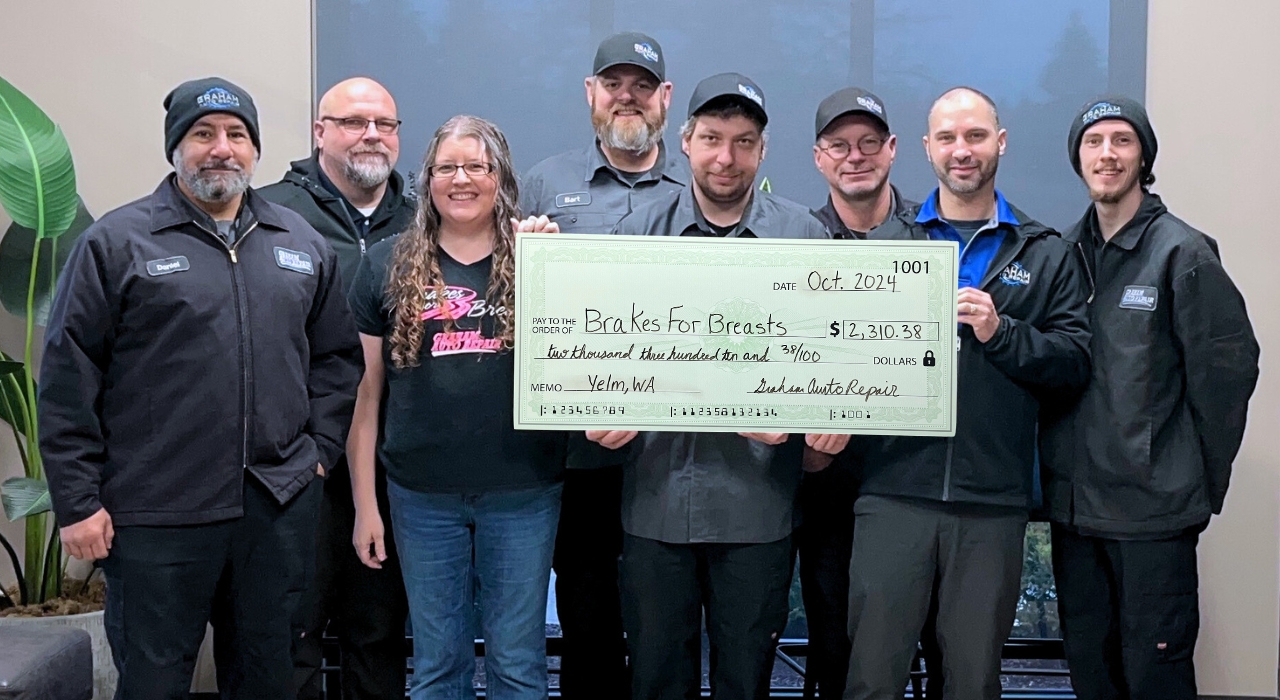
[0,197,93,323]
[1,476,50,521]
[0,351,31,435]
[0,359,20,376]
[0,76,79,238]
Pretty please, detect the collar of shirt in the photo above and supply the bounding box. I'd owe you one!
[815,187,901,240]
[673,185,762,238]
[585,139,688,188]
[915,187,1019,229]
[915,188,1017,289]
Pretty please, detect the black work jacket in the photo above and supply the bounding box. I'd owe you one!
[1041,193,1260,536]
[39,176,363,527]
[857,201,1092,509]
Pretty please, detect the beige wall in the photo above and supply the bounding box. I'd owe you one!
[1149,1,1280,697]
[2,1,1278,697]
[0,0,313,589]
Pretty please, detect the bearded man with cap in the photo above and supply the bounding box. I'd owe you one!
[1041,96,1259,700]
[588,72,834,700]
[39,77,363,699]
[520,31,688,698]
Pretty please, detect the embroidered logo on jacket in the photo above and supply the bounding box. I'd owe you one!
[1119,285,1158,311]
[274,247,314,275]
[999,261,1031,286]
[146,256,190,276]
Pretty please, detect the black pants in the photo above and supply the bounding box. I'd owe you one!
[293,462,408,700]
[1051,524,1201,700]
[622,533,793,700]
[797,472,946,700]
[845,495,1027,700]
[552,464,628,699]
[796,467,855,699]
[102,476,321,700]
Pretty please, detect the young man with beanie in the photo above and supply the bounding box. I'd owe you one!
[519,31,689,698]
[40,77,363,698]
[258,76,413,700]
[588,72,839,700]
[847,86,1092,700]
[1042,96,1260,700]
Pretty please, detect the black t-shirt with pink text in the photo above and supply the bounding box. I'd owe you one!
[348,238,565,493]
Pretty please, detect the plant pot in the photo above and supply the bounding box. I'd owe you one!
[0,609,117,699]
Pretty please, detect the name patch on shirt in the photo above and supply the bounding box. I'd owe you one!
[146,256,190,276]
[556,192,591,208]
[274,247,314,275]
[1119,285,1158,311]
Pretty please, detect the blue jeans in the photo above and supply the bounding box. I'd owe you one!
[388,480,562,700]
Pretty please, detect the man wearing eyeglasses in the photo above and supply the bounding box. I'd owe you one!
[802,87,934,700]
[519,31,689,699]
[259,76,414,700]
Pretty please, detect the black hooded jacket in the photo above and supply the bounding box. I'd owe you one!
[1041,193,1260,536]
[258,152,415,294]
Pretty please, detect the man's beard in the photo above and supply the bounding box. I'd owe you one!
[593,103,666,154]
[175,155,253,204]
[343,148,393,189]
[934,155,999,196]
[1088,170,1141,205]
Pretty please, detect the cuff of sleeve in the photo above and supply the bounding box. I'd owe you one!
[983,314,1016,353]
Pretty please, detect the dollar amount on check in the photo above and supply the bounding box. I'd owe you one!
[514,234,958,435]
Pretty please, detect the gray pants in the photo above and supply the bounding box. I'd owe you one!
[844,495,1027,700]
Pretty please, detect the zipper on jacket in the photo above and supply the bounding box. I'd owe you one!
[193,221,259,471]
[942,437,955,501]
[1076,241,1096,303]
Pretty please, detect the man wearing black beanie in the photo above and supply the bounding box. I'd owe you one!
[1042,97,1260,700]
[40,77,363,698]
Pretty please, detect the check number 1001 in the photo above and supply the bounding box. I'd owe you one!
[894,260,929,273]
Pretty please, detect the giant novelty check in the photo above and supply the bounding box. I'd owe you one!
[514,234,958,436]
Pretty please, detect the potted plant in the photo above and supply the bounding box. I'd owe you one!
[0,74,113,700]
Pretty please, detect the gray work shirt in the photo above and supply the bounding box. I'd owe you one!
[521,140,689,233]
[610,185,829,544]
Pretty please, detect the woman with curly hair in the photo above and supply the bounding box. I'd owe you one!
[347,114,565,699]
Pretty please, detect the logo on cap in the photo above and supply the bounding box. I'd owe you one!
[633,42,660,63]
[856,95,883,115]
[1082,102,1122,125]
[737,83,763,107]
[197,87,241,109]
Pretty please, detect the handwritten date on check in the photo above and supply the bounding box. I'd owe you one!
[514,234,958,436]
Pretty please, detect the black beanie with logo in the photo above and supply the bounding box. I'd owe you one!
[1068,95,1157,183]
[163,77,261,163]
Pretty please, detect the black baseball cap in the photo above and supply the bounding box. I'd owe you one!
[815,87,889,139]
[593,32,665,82]
[687,72,767,127]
